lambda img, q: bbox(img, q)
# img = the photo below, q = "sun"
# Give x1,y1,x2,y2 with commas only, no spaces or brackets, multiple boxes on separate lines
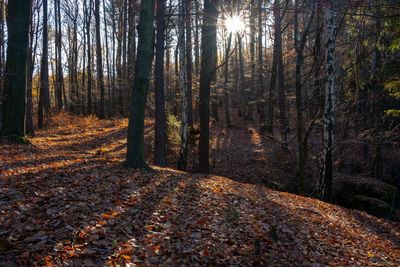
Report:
225,15,245,33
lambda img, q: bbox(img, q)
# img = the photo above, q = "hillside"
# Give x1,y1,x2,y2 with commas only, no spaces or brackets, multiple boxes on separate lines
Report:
0,115,399,266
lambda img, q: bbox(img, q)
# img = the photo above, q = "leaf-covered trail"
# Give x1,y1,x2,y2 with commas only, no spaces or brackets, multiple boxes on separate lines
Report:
210,122,298,190
1,115,399,266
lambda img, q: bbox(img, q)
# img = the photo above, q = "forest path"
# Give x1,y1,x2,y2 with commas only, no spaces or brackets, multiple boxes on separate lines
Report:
209,117,297,191
1,113,399,266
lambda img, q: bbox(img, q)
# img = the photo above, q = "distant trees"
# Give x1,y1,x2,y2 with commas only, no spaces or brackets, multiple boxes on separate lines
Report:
0,0,32,138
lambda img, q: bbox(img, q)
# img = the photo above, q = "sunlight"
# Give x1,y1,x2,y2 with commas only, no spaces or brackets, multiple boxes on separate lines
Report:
224,15,245,33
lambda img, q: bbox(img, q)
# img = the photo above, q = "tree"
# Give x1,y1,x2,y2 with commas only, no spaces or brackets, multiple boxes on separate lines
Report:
154,0,167,166
95,0,105,119
126,0,155,169
0,0,32,138
38,0,51,129
294,0,315,192
26,2,40,135
185,0,194,127
321,0,337,201
198,0,219,173
84,0,93,115
275,0,288,146
178,0,189,171
54,0,64,110
223,32,232,127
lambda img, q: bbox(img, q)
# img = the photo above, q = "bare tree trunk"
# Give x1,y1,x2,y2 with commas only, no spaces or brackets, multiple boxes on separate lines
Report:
126,0,155,169
178,0,189,171
1,0,32,138
38,0,50,129
54,0,63,110
26,5,38,135
274,0,288,146
85,0,93,114
198,0,219,173
95,0,105,119
154,0,167,166
103,0,111,116
194,0,200,76
321,1,336,201
257,0,265,125
294,0,315,193
128,0,136,82
186,0,194,127
223,32,232,127
0,3,4,112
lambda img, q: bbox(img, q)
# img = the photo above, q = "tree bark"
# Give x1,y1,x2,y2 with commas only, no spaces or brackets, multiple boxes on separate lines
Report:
154,0,167,166
294,0,315,193
126,0,155,169
1,0,32,137
198,0,219,173
38,0,50,129
95,0,105,119
178,0,189,171
274,0,288,146
186,0,194,127
321,1,336,201
223,32,232,128
84,0,93,115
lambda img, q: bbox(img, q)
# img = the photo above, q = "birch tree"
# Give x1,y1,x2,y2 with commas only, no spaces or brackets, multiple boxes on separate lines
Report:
321,1,337,201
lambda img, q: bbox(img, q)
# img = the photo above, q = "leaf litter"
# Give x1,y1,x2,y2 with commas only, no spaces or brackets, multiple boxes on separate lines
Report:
0,113,399,266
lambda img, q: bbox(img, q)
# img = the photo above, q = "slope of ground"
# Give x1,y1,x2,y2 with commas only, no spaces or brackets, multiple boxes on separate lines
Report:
1,114,399,266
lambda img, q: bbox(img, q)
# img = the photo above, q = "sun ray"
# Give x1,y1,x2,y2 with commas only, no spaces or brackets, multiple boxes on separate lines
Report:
224,15,245,33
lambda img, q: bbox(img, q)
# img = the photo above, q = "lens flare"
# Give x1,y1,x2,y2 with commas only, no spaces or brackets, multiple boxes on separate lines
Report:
225,16,245,33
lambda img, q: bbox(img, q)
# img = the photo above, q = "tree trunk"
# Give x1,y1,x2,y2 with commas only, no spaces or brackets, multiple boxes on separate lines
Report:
294,0,315,193
223,32,232,128
194,0,200,76
38,0,50,129
85,0,93,115
186,0,194,127
198,0,219,173
321,2,336,201
126,0,155,169
154,0,167,166
54,0,63,110
95,0,105,119
237,33,246,118
26,5,39,135
274,0,288,146
1,0,31,137
178,0,189,171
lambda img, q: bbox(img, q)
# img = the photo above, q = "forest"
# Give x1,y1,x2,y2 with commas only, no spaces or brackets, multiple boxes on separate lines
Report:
0,0,399,265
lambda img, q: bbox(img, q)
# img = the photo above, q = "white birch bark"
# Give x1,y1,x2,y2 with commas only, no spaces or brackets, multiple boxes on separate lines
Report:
321,2,337,201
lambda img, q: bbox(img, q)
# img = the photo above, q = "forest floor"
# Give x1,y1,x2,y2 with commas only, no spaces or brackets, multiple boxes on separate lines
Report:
1,113,400,266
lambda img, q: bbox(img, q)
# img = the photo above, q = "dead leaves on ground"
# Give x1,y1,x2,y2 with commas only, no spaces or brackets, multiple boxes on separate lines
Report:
0,114,399,266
